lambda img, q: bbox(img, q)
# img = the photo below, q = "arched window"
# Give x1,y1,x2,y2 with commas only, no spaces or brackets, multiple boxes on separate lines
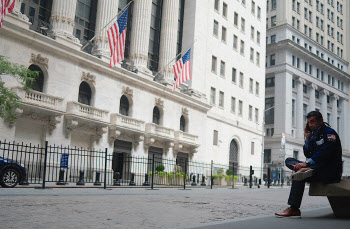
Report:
28,65,44,92
119,95,129,116
152,106,160,125
180,115,186,132
229,139,239,175
78,82,92,105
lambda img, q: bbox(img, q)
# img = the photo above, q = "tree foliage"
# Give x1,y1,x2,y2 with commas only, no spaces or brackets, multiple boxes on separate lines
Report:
0,55,38,122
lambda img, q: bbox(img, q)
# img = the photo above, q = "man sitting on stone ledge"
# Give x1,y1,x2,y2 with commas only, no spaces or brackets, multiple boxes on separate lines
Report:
275,111,343,218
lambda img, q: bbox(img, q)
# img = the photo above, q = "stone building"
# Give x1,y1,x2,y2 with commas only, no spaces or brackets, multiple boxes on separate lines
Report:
265,0,350,176
0,0,266,177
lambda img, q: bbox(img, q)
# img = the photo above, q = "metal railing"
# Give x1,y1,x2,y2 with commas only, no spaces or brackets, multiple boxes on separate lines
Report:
0,140,291,189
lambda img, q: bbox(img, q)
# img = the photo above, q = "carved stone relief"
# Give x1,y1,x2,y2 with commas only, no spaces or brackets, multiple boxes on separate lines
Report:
81,72,96,85
155,98,164,109
30,53,49,69
122,86,134,98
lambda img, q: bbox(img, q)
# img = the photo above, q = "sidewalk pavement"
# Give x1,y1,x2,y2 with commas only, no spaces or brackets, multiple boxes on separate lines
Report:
191,207,350,229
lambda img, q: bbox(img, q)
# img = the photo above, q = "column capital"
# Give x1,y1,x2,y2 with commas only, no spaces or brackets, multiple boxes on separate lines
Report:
308,83,318,90
297,77,306,85
321,89,329,96
332,94,339,100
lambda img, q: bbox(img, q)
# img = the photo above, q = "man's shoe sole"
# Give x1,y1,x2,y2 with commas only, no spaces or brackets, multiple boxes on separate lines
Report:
275,215,301,218
292,169,314,181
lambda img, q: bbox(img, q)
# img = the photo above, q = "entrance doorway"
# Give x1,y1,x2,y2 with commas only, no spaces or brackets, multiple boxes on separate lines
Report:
112,140,132,182
229,139,239,176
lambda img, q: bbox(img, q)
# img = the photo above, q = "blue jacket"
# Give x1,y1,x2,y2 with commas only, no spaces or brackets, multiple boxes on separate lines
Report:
303,123,342,184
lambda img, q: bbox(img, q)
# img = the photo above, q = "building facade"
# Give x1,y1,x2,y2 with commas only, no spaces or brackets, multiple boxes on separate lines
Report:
265,0,350,176
0,0,266,177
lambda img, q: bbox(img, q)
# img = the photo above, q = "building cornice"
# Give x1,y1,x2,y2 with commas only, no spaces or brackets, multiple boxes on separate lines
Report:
0,20,211,113
267,23,349,65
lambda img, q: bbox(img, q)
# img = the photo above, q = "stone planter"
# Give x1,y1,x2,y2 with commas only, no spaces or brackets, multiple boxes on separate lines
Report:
215,177,227,186
149,174,168,185
169,175,185,186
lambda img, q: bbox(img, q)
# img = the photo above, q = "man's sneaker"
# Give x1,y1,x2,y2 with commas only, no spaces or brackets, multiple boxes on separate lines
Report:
275,207,301,218
291,169,314,181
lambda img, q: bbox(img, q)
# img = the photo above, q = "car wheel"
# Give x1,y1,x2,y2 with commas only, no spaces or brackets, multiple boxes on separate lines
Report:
0,168,20,188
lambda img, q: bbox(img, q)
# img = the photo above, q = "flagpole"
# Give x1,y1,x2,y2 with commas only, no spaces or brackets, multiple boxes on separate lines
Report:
81,0,134,51
153,39,196,80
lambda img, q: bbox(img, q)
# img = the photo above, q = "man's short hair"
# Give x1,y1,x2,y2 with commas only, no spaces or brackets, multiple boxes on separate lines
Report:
306,111,323,120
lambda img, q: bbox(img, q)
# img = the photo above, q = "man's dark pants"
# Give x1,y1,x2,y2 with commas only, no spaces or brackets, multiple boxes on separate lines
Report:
285,158,319,209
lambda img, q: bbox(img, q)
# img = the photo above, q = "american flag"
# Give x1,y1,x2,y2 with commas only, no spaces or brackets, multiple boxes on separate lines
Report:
0,0,15,28
107,7,128,68
172,48,191,92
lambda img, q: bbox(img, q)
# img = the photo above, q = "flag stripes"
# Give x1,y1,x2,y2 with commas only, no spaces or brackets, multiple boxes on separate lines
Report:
172,48,191,92
0,0,15,28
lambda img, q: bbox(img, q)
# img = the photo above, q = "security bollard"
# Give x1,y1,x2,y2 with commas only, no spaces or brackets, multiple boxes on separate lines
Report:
197,174,200,184
143,173,150,186
76,170,85,185
113,172,121,186
129,173,136,186
201,175,206,186
267,168,271,188
94,171,101,186
57,169,66,185
191,174,197,186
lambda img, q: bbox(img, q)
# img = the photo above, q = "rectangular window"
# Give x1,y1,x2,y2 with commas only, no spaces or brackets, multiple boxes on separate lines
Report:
271,0,276,9
220,60,225,77
222,2,227,17
303,104,308,121
251,141,255,155
250,48,254,61
264,149,271,163
238,100,243,116
210,87,216,104
256,52,260,66
251,26,255,40
249,105,253,120
315,90,319,99
271,35,276,43
265,97,274,124
251,1,255,14
221,26,227,42
232,68,237,83
213,130,218,145
271,16,276,27
257,31,260,44
255,108,259,122
270,54,275,66
257,6,261,19
214,0,219,11
234,12,239,26
213,20,219,36
266,77,275,87
249,78,253,93
297,58,300,68
255,82,259,95
293,151,299,160
219,91,224,108
211,56,218,74
241,17,245,32
231,97,236,113
292,99,296,126
233,35,238,49
239,72,244,88
292,55,295,66
303,84,308,93
240,40,245,55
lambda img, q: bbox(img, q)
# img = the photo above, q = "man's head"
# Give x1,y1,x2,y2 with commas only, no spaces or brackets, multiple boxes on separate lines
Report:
306,111,324,131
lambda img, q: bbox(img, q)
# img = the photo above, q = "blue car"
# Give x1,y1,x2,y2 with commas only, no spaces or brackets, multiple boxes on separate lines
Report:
0,156,28,188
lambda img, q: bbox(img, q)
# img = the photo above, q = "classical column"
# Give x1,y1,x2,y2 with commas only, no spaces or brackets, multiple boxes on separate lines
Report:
50,0,80,47
341,99,349,150
331,94,338,129
92,0,119,61
308,83,317,112
296,78,305,139
129,0,153,75
157,0,180,85
274,71,293,137
320,89,329,121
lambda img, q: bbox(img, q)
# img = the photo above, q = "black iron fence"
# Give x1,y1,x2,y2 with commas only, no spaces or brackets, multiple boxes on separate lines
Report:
0,140,291,188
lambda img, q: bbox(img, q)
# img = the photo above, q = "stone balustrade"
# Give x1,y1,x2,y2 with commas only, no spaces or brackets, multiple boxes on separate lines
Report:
66,101,109,123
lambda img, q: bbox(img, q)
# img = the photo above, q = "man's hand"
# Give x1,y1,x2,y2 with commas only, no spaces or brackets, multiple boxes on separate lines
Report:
293,162,307,171
304,124,311,141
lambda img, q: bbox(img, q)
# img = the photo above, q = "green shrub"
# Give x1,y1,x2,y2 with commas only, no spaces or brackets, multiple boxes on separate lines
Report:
226,169,233,176
174,164,182,173
233,175,239,181
155,164,165,172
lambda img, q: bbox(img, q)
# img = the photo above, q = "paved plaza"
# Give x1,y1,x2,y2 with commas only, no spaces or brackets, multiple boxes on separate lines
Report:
2,186,348,228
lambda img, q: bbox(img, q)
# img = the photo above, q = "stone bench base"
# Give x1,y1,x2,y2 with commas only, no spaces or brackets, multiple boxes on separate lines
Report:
309,179,350,218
